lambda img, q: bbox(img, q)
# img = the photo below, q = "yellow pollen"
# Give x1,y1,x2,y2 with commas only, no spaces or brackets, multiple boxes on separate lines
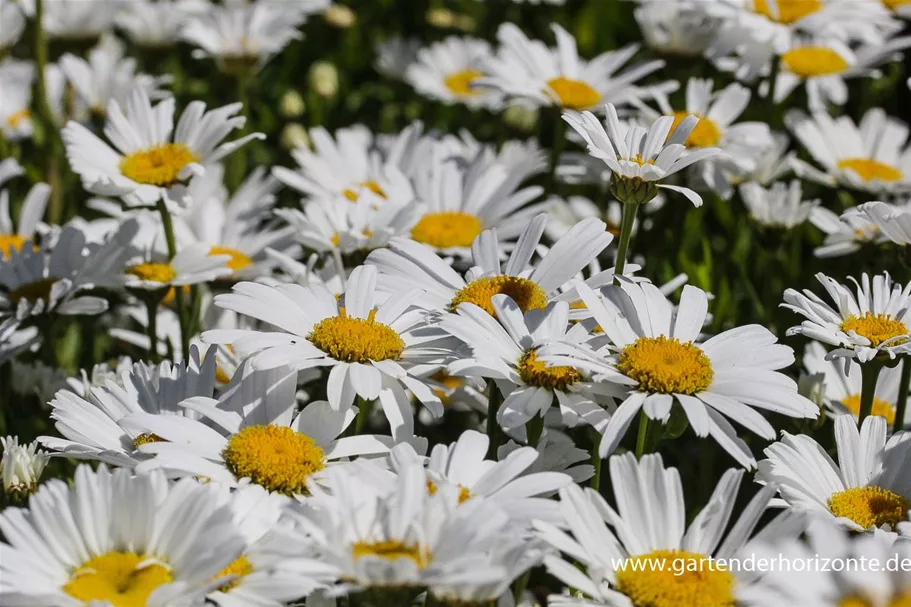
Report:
0,234,33,258
426,479,473,503
837,158,903,183
119,143,198,187
6,108,30,128
450,276,548,317
444,69,484,97
840,393,896,426
308,309,405,363
615,550,735,607
669,112,722,148
518,348,582,391
209,245,253,272
839,596,911,607
6,276,57,305
828,486,909,530
547,77,601,109
618,336,714,395
132,433,164,450
410,211,483,249
430,370,465,404
343,180,386,202
64,552,173,607
782,47,849,78
222,425,325,495
884,0,911,10
212,555,253,591
330,229,374,247
753,0,822,23
126,262,177,284
840,312,909,347
216,366,232,384
352,540,431,569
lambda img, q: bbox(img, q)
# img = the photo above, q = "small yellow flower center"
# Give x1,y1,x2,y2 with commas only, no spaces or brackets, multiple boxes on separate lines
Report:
209,245,253,272
615,550,735,607
132,433,164,450
753,0,822,23
410,211,484,249
883,0,911,10
222,425,326,495
119,143,198,187
840,393,896,426
628,153,655,166
669,112,722,148
444,69,484,97
0,234,32,258
212,555,253,591
782,47,849,78
6,276,57,305
828,486,910,530
6,108,30,128
841,597,911,607
308,309,405,363
618,336,714,395
840,312,909,347
450,276,548,317
63,552,173,607
837,158,903,183
430,370,465,404
343,180,386,202
547,77,601,109
352,540,431,569
126,262,177,284
426,479,473,503
518,348,582,391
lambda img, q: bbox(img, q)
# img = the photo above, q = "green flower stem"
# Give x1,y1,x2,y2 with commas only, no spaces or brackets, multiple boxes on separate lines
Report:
33,0,65,224
145,297,160,363
894,357,910,432
613,201,640,279
589,427,602,492
635,409,650,459
155,198,190,361
525,413,544,448
485,382,503,459
548,108,566,193
858,361,885,426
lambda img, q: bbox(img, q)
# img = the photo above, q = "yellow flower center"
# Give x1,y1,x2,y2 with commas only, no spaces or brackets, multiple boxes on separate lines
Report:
6,108,30,128
669,112,722,148
840,596,911,607
0,234,32,258
63,552,173,607
426,479,473,503
212,555,253,591
837,158,903,183
6,276,57,305
430,370,465,404
518,348,582,391
840,393,896,426
126,262,177,284
343,180,386,202
132,433,164,450
222,425,326,495
352,540,431,569
840,312,909,347
119,143,198,187
216,366,232,384
209,245,253,272
615,550,735,607
444,69,484,97
450,276,548,317
882,0,911,10
753,0,822,23
547,77,601,110
782,47,849,78
618,336,714,395
308,309,405,363
828,486,910,530
410,211,483,249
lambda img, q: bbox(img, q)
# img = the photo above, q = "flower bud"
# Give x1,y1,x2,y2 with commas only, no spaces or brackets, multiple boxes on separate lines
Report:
1,436,48,505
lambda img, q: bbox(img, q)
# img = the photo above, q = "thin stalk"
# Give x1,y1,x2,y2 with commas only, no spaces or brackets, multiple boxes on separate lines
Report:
635,409,650,459
485,382,503,459
145,298,159,362
858,361,885,426
525,414,544,448
548,108,566,193
355,397,374,434
613,201,639,279
229,71,251,192
156,199,190,361
589,427,602,492
894,357,910,432
512,570,531,605
33,0,65,224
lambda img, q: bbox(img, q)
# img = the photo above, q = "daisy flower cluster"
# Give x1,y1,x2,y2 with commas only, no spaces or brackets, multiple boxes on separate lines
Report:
2,0,911,606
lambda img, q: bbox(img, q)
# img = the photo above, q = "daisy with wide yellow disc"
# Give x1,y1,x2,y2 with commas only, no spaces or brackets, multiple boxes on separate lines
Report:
757,415,911,534
0,164,50,260
537,453,778,607
405,36,502,110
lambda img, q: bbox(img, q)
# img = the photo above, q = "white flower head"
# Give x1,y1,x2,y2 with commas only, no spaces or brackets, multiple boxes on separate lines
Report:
116,0,209,47
740,179,819,228
0,178,50,260
809,205,888,257
406,36,502,110
850,200,911,246
634,0,722,57
0,436,48,503
0,0,26,50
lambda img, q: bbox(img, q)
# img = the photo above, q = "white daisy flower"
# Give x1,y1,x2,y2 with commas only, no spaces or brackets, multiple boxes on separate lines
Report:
64,355,134,397
0,0,25,51
735,131,795,186
849,200,911,246
479,23,665,111
367,214,614,317
545,195,628,244
809,205,887,257
59,33,170,118
634,0,722,57
783,271,911,362
497,431,596,484
757,414,911,534
565,103,723,207
803,342,910,429
0,436,48,503
121,243,232,291
786,107,911,194
204,265,451,441
39,345,218,467
30,0,120,40
62,88,264,207
0,60,34,141
374,35,421,80
405,36,502,110
536,452,777,607
0,464,247,606
116,0,208,48
131,364,393,495
740,179,819,229
555,279,817,469
0,220,138,321
0,179,50,260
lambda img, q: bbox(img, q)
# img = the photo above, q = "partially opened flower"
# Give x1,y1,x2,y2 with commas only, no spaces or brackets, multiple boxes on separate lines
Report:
849,200,911,246
0,436,48,503
740,180,819,229
0,178,50,259
809,205,888,257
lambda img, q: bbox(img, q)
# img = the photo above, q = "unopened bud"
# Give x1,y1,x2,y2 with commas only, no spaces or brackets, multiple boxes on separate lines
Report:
309,61,339,98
